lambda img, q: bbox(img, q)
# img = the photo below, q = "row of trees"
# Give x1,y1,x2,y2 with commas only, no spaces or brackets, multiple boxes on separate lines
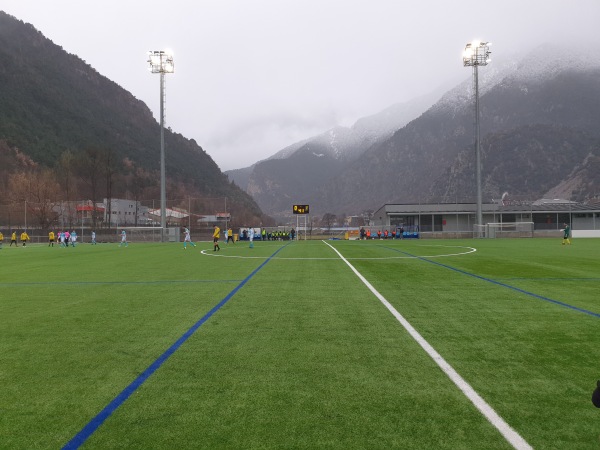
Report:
1,141,271,231
1,143,144,229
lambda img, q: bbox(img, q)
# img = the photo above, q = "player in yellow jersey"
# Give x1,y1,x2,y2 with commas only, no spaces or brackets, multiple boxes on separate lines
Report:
213,225,220,251
20,230,30,247
0,230,3,249
48,230,55,247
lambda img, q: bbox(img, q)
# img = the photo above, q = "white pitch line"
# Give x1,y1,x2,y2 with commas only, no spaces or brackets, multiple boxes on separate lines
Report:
323,240,532,450
199,245,476,260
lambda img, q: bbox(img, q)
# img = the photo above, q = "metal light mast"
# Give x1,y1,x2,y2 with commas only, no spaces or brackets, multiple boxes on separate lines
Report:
463,40,491,230
148,50,174,241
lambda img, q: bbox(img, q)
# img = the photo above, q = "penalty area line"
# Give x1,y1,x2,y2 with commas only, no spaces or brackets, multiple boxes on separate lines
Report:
322,240,532,450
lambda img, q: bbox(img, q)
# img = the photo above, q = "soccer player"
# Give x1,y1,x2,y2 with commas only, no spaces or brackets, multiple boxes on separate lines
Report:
91,230,97,245
20,230,30,247
10,231,17,247
70,230,77,247
248,227,255,248
213,225,220,251
119,229,128,247
183,227,196,249
227,227,235,244
48,230,55,247
0,230,3,249
562,223,571,245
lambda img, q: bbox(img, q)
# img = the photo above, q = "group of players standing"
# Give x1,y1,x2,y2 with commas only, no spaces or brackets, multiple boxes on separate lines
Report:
49,229,125,247
210,225,238,251
47,230,84,247
0,230,30,248
0,230,100,248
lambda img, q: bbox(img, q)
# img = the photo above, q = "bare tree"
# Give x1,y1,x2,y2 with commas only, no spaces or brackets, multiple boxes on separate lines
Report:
57,150,76,201
76,148,103,228
322,213,337,233
56,150,78,228
362,209,374,226
103,148,117,228
9,169,60,229
123,158,154,226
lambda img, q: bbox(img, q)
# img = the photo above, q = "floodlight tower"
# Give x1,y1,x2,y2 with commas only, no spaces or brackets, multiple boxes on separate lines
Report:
463,40,491,229
148,50,174,241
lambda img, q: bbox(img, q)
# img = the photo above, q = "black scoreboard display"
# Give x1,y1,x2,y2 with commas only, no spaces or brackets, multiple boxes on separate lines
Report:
293,204,309,215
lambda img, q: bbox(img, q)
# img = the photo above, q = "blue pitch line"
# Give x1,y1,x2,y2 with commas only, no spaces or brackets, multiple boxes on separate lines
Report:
382,245,600,319
62,245,288,450
496,277,600,282
2,279,243,286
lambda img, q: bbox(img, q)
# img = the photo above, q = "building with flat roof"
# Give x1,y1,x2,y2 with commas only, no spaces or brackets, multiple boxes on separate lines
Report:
371,200,600,237
104,198,149,227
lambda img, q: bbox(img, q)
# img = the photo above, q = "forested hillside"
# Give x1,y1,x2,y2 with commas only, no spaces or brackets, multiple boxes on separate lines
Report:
0,11,270,228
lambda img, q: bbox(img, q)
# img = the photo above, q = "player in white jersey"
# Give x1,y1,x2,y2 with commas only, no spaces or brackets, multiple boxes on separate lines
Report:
248,227,255,248
183,227,196,249
119,229,128,247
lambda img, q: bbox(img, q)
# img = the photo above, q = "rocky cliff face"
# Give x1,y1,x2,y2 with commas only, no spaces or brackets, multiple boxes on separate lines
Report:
431,124,600,202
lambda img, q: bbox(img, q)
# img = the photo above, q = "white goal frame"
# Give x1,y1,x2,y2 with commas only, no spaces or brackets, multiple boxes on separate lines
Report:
118,227,164,242
473,222,534,238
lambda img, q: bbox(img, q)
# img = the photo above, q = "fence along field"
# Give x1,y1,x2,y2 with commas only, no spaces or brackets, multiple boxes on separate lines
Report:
0,197,232,243
1,238,599,448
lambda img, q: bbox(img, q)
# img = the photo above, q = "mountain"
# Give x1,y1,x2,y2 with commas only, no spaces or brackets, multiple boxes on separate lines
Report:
0,11,268,225
226,91,442,218
432,124,600,202
233,43,600,218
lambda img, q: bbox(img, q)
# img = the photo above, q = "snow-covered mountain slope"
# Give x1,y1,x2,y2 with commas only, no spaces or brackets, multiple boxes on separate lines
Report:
230,43,600,218
226,88,443,190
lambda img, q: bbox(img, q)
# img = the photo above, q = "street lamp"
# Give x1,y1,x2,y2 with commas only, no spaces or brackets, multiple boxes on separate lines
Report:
463,40,491,229
148,50,174,241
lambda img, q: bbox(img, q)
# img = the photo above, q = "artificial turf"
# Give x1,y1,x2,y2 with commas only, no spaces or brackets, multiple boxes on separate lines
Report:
1,238,599,449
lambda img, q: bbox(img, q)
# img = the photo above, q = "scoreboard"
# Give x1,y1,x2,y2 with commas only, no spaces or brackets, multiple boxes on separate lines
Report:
293,204,309,215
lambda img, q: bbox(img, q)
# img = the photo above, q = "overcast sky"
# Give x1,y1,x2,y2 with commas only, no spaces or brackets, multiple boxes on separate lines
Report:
2,1,599,171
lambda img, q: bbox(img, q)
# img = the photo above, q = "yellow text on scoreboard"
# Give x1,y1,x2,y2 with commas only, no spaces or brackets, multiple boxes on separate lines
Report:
293,205,309,215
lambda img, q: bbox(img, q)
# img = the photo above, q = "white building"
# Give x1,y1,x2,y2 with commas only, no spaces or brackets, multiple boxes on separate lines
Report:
103,198,149,227
147,207,189,226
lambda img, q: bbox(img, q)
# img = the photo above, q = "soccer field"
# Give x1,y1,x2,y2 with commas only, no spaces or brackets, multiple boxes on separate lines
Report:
1,238,599,449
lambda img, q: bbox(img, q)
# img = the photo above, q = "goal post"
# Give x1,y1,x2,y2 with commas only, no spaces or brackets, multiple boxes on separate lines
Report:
117,227,165,242
473,222,534,238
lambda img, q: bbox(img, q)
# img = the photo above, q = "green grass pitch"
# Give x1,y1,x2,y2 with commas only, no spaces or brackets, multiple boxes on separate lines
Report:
1,237,599,449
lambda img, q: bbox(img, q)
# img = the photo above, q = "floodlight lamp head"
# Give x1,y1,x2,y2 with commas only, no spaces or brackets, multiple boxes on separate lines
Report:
462,40,491,67
147,50,175,74
463,45,474,59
